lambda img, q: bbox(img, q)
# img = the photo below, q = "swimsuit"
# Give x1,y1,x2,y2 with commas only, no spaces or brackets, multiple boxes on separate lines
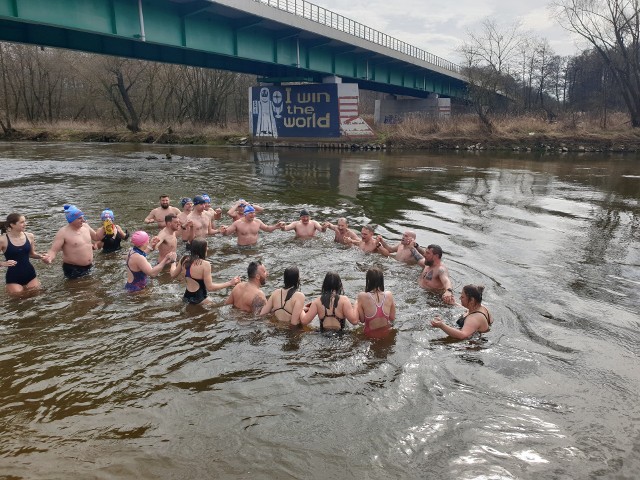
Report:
183,265,207,304
319,295,345,332
124,248,148,291
102,229,128,253
363,291,391,337
63,262,93,279
272,288,296,315
456,310,491,331
4,234,37,286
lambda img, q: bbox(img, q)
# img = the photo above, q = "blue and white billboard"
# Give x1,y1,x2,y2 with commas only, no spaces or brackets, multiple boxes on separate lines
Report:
250,84,341,138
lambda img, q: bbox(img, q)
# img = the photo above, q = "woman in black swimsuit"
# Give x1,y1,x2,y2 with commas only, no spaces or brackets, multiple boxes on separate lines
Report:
259,266,307,325
431,284,493,339
0,213,45,295
300,272,359,331
170,238,240,305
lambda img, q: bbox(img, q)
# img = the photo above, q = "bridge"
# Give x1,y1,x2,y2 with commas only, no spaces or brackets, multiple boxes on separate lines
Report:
0,0,468,99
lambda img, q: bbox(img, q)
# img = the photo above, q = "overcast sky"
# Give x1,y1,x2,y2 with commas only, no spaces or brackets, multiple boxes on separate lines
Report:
313,0,585,64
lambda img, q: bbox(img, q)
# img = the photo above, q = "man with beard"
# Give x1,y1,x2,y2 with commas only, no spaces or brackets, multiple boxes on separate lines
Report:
379,230,426,265
149,214,181,266
144,195,180,228
323,217,360,245
282,209,325,239
224,261,268,313
415,244,455,305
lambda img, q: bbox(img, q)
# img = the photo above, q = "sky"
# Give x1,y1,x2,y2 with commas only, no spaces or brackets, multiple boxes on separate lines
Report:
313,0,585,64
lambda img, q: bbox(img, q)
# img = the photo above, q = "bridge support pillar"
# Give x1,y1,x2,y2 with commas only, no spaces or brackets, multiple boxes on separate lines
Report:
374,94,451,125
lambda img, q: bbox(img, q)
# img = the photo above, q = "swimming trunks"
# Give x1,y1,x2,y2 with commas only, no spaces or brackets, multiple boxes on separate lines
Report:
124,248,148,291
63,262,93,279
363,291,391,336
4,234,37,286
456,310,491,330
319,295,345,332
183,265,207,304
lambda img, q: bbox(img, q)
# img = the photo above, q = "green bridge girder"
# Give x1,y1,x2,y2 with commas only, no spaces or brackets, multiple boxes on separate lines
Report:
0,0,468,99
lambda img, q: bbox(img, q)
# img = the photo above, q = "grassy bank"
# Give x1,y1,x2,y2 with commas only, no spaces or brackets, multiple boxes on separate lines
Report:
2,114,640,153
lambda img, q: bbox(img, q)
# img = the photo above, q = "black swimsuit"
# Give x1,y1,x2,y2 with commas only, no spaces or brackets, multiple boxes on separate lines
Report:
4,234,37,286
272,288,296,315
319,295,345,332
183,265,207,304
102,229,128,253
457,310,491,330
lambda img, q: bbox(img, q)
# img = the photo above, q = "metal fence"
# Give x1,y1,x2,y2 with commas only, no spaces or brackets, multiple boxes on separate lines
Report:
254,0,462,74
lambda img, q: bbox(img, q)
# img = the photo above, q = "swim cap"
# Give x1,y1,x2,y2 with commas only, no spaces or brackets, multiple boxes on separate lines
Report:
131,230,149,247
100,209,114,221
193,195,205,205
64,204,84,223
181,197,193,207
300,208,310,217
243,205,256,215
201,194,211,203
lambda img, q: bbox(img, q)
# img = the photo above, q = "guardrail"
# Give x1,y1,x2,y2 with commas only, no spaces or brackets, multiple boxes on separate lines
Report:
255,0,462,74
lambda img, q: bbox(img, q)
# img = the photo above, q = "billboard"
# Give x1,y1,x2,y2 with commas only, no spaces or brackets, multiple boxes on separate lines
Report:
250,84,341,138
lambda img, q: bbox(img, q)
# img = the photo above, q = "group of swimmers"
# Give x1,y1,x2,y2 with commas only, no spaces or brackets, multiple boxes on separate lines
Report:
0,194,493,339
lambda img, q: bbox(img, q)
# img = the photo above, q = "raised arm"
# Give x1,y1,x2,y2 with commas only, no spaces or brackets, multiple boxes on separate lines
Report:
379,237,399,253
202,262,240,291
341,295,360,326
137,252,176,277
144,209,156,224
260,220,283,233
437,267,455,305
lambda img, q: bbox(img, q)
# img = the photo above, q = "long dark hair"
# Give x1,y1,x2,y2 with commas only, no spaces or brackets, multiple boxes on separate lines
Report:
0,213,22,234
320,271,344,309
365,267,384,292
283,266,300,290
181,237,208,270
463,284,484,304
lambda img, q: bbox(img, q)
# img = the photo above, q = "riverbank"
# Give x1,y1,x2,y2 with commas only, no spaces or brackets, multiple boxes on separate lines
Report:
3,114,640,153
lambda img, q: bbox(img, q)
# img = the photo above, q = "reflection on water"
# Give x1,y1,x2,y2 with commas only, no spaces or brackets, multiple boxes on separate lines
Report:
0,143,639,479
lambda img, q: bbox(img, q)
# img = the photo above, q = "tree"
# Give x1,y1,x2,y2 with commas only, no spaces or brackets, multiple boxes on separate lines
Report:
554,0,640,126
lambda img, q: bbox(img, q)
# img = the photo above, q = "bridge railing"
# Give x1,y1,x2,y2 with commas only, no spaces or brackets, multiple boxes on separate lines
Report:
255,0,462,74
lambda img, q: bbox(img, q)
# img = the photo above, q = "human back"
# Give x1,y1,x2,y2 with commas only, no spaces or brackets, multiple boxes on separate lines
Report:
260,266,306,325
357,267,396,334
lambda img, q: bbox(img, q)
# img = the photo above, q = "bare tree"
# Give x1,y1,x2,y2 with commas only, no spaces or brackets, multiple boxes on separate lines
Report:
554,0,640,126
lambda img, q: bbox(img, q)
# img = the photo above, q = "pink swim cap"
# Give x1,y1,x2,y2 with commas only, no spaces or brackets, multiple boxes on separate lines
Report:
131,230,149,247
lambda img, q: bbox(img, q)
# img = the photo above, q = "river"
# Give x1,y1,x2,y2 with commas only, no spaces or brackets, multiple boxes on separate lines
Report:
0,142,638,479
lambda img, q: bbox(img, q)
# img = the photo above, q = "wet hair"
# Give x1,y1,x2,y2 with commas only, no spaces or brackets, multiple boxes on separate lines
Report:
1,213,22,234
283,266,300,291
320,271,344,309
181,237,208,270
427,244,443,258
365,267,385,292
248,261,262,279
362,225,375,234
463,284,484,304
165,213,177,223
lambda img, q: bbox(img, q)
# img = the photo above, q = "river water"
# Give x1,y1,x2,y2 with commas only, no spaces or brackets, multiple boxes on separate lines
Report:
0,142,638,479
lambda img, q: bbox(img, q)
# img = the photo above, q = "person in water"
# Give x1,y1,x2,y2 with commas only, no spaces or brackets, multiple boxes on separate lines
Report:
415,244,455,305
356,267,396,338
0,213,45,294
259,266,307,325
94,209,128,253
431,284,493,339
43,204,97,279
300,271,359,332
124,231,176,292
169,237,239,305
224,260,269,313
144,194,180,227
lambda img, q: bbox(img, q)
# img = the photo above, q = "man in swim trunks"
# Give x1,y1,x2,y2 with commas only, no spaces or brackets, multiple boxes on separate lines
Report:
220,205,284,246
379,230,426,265
282,209,325,239
322,218,361,245
224,261,268,313
149,214,181,266
144,195,180,228
348,225,390,256
43,204,97,279
187,195,217,238
414,244,455,305
227,199,264,222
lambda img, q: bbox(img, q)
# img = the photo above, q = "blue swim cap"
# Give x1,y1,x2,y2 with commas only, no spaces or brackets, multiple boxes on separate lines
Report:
243,205,256,215
201,194,211,203
193,195,205,205
100,209,114,221
181,197,193,207
64,204,84,223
